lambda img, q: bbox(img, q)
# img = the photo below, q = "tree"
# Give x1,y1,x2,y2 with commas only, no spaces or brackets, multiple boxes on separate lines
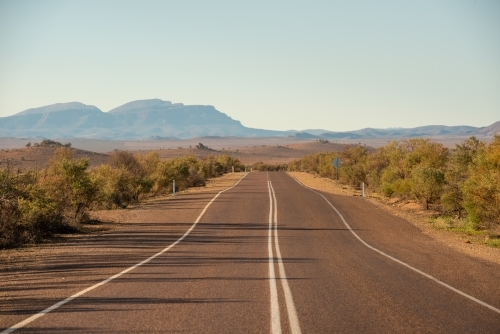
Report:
339,146,368,186
411,166,445,209
42,148,96,224
441,137,483,216
461,135,500,229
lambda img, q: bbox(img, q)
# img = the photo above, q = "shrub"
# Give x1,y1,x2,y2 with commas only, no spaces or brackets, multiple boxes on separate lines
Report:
411,166,445,209
0,168,61,248
441,137,483,216
40,148,97,224
461,135,500,229
252,162,287,171
91,164,136,208
288,136,498,231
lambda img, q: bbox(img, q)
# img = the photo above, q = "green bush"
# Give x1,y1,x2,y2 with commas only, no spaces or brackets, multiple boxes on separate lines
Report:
252,162,287,171
92,164,137,208
41,148,97,224
441,137,482,217
0,168,62,248
289,136,499,231
461,135,500,229
411,166,445,209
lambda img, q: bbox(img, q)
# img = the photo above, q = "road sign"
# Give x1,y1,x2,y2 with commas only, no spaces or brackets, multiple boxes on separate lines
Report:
332,158,341,181
332,157,341,169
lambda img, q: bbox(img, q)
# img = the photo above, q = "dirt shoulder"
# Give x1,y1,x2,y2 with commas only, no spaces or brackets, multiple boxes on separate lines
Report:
89,172,247,226
288,171,500,266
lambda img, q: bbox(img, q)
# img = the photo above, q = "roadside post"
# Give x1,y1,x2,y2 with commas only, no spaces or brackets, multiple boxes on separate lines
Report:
331,158,341,181
173,180,176,196
362,182,365,198
232,166,234,173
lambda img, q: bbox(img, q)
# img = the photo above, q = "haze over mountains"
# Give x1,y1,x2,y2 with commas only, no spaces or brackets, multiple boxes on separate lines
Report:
0,99,498,140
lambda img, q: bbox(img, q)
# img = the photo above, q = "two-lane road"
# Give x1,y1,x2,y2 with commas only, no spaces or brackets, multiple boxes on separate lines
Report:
1,172,499,333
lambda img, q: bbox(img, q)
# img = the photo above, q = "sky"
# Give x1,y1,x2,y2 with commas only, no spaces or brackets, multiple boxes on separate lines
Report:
0,0,499,132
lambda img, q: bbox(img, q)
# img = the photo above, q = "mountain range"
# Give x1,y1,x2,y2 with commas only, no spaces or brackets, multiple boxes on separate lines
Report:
0,99,498,140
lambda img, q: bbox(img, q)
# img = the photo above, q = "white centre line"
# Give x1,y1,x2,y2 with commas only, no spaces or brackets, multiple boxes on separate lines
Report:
289,173,500,316
2,173,249,334
268,181,282,334
270,181,302,334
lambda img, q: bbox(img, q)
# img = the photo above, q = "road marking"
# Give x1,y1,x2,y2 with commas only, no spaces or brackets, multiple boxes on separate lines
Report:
1,173,249,334
268,181,282,334
289,173,500,315
270,182,302,334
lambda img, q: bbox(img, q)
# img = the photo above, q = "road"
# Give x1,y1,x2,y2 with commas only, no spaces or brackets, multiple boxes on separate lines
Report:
1,172,500,333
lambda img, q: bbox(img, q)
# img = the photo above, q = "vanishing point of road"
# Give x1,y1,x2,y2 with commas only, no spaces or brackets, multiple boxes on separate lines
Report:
1,172,500,333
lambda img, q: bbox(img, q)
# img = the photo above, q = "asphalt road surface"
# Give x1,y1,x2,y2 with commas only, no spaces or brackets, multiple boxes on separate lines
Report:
1,172,500,333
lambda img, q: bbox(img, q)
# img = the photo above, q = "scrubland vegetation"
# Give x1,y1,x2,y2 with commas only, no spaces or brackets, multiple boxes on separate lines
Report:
289,136,500,240
0,149,243,248
252,161,288,171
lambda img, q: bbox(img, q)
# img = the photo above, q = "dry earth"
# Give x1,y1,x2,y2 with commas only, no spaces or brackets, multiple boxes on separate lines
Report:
0,139,354,168
1,135,494,153
2,135,495,167
152,140,354,164
0,145,109,170
288,171,500,266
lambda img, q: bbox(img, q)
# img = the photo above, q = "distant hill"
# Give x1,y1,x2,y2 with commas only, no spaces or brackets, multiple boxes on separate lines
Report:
288,132,319,139
16,102,100,116
475,121,500,136
379,125,476,136
0,99,288,139
317,125,479,139
108,99,177,114
264,124,497,140
0,99,498,140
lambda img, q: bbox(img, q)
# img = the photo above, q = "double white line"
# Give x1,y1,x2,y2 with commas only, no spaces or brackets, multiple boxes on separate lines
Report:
267,181,302,334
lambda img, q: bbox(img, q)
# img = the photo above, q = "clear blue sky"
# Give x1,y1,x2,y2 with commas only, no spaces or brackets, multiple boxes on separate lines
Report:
1,0,499,131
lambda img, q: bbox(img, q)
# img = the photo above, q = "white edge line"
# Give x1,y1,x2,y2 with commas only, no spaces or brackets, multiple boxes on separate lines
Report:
286,172,500,315
270,182,302,334
2,173,249,334
268,181,282,334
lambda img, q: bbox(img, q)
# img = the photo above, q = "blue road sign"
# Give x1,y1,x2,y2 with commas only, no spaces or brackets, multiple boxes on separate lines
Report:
332,157,341,169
